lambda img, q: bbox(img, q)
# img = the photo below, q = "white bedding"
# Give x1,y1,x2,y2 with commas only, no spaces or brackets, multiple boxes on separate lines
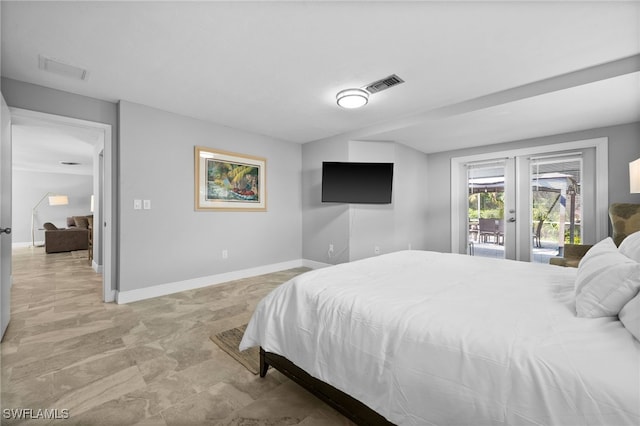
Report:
240,250,640,425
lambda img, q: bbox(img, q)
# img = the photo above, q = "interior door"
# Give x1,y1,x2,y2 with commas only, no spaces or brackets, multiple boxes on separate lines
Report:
1,94,12,339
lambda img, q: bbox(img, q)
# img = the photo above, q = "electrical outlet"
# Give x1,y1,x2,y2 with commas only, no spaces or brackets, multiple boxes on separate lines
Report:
374,246,380,255
328,243,334,257
143,200,151,210
222,249,228,259
134,199,142,210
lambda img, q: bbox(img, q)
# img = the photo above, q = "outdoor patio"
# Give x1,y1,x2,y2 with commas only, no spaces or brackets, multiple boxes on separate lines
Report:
467,238,560,264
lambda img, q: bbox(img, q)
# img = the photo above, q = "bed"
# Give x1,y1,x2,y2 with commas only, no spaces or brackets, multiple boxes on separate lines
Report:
240,246,640,425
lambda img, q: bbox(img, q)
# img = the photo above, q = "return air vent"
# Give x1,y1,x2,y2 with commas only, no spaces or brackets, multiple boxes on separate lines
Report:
38,54,88,81
365,74,405,94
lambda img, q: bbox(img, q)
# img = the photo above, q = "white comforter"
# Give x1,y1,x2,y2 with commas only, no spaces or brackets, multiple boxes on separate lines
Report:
240,250,640,425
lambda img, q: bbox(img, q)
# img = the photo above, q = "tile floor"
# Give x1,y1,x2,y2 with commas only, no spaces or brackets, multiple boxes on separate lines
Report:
1,247,354,425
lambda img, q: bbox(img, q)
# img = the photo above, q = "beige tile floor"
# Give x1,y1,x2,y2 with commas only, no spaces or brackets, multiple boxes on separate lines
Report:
1,247,354,425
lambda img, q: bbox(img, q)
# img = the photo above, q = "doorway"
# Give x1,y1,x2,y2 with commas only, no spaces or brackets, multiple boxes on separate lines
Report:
451,138,609,262
9,108,114,302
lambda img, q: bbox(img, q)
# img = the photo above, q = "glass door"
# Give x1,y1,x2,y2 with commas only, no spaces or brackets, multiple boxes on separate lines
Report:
452,138,607,261
466,159,516,260
530,155,583,264
465,154,586,263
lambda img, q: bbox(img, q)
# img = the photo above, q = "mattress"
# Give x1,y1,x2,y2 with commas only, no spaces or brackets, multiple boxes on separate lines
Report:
240,250,640,425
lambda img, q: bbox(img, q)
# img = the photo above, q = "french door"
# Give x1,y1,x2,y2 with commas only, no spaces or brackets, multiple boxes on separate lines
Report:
466,159,514,260
451,138,608,263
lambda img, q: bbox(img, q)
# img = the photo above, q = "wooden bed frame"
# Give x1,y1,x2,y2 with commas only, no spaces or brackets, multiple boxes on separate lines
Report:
259,347,394,425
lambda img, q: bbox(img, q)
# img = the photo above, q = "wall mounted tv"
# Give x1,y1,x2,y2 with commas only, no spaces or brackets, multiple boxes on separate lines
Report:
321,162,394,204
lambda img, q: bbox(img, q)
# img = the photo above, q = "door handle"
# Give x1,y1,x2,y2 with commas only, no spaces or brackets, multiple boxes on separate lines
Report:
507,218,516,223
0,227,11,235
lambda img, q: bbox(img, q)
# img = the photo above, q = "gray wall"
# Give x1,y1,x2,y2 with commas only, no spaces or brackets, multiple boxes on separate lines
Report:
301,137,349,263
301,137,428,264
12,170,92,243
1,77,117,281
118,101,302,292
426,121,640,253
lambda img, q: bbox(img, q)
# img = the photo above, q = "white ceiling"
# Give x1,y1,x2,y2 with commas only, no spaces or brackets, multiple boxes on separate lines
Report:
2,1,639,159
11,115,100,176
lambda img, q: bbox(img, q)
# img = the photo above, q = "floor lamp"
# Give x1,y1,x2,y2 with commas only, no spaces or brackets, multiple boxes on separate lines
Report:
31,193,69,247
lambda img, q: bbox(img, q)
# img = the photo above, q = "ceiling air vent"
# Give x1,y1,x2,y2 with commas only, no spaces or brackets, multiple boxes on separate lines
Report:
38,55,88,81
365,74,405,94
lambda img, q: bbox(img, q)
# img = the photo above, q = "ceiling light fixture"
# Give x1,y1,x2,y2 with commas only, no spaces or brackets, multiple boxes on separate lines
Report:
336,88,369,109
336,74,404,109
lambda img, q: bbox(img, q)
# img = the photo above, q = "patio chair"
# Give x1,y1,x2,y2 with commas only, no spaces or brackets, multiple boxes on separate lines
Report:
478,218,499,243
496,219,505,245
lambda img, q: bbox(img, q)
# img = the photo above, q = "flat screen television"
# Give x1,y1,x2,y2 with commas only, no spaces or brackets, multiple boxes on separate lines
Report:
322,162,394,204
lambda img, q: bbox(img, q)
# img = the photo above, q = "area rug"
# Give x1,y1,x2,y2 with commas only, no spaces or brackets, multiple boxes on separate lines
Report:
210,324,259,375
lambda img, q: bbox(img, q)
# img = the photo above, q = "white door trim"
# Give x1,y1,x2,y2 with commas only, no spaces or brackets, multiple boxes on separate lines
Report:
1,94,13,339
451,137,608,256
9,107,115,302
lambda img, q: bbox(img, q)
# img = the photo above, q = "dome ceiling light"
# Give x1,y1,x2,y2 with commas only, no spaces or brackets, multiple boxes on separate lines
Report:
336,74,405,109
336,88,369,109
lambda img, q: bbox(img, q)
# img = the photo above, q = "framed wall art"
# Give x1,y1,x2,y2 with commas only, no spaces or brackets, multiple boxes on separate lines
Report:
195,146,267,211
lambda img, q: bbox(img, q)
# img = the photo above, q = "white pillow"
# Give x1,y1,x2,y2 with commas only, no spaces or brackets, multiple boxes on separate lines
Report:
619,230,640,263
619,292,640,341
575,237,640,318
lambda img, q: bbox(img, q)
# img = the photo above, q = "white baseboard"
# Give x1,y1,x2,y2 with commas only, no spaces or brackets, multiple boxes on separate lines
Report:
92,260,102,273
301,259,331,269
115,258,326,304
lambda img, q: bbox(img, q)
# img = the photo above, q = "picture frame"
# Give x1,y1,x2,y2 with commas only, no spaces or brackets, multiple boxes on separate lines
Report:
195,146,267,211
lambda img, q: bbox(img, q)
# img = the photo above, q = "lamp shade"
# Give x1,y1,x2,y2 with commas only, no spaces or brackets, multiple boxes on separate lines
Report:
48,195,69,206
336,88,369,109
631,159,640,194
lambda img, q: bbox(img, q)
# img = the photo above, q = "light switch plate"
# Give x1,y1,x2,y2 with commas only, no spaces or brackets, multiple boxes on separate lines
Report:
143,200,151,210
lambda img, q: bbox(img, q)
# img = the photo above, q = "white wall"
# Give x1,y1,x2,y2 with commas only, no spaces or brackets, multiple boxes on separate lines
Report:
118,101,303,293
12,170,92,244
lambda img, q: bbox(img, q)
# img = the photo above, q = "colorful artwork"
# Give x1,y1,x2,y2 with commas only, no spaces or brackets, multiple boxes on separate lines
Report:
206,160,260,202
195,147,266,211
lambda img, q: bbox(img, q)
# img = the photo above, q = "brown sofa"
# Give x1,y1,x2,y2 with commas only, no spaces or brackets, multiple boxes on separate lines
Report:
44,216,91,253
